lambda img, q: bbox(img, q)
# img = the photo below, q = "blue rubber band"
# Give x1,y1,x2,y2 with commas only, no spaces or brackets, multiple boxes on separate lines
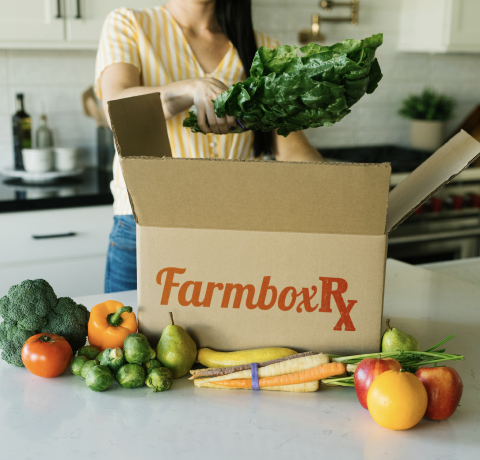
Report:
251,362,259,390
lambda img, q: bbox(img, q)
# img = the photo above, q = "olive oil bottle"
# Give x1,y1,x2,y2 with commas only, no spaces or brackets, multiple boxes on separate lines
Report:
12,93,32,170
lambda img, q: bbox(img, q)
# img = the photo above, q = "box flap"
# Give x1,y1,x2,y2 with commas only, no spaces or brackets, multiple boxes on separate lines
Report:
108,93,172,159
386,131,480,233
119,157,391,235
108,93,392,236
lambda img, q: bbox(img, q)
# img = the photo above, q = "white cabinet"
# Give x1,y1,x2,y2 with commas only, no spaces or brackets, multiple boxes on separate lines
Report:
0,0,64,43
0,206,114,297
0,0,165,50
65,0,163,45
398,0,480,53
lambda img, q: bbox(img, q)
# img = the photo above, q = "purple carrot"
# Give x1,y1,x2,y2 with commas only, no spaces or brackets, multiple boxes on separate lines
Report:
189,351,319,379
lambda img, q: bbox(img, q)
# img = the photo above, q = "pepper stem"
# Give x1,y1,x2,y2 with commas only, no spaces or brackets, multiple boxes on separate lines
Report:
108,306,132,327
386,318,392,331
169,312,174,326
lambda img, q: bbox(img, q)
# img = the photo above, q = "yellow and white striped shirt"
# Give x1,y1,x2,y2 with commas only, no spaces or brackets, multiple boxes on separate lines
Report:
95,6,278,215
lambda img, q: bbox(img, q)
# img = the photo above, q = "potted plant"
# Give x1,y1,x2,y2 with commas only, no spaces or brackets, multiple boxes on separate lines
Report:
399,88,455,151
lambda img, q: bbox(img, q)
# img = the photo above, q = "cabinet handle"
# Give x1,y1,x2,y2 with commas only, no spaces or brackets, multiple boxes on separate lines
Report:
56,0,62,18
389,228,480,245
75,0,82,19
32,232,77,240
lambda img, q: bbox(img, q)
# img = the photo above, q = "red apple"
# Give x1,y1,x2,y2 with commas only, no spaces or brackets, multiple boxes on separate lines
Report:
415,367,463,420
354,358,402,409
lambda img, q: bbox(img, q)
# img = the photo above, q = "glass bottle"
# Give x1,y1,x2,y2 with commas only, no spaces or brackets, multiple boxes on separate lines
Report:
12,93,31,170
36,114,54,148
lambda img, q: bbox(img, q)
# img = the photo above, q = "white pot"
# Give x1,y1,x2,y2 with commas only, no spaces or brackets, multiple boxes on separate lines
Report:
55,147,78,172
22,148,54,173
410,120,445,151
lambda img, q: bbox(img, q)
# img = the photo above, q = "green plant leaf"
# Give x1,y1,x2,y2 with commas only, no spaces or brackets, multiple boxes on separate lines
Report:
398,87,455,121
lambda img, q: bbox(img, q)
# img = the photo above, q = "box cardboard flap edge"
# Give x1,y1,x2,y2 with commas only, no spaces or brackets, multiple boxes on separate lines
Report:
386,131,480,234
108,93,172,160
108,93,391,236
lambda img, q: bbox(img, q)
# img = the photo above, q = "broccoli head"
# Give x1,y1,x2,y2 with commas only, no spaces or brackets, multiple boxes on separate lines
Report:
2,279,57,331
0,320,34,367
42,297,90,354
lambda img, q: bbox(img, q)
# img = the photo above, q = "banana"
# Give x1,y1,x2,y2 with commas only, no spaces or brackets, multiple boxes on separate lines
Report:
197,347,297,368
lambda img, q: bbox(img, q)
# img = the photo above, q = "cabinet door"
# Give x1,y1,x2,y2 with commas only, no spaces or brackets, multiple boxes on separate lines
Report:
65,0,165,44
0,256,107,297
0,206,113,297
448,0,480,52
0,0,64,42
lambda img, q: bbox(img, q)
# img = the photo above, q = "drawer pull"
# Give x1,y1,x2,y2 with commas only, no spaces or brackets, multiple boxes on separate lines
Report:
56,0,62,18
32,232,77,240
75,0,82,19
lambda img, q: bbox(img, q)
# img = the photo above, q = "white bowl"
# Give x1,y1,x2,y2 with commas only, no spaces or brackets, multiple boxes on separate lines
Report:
22,148,54,173
55,147,78,172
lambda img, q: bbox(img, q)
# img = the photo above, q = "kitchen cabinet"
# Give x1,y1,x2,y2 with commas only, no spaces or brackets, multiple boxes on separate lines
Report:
0,205,113,297
0,0,164,50
0,0,64,43
398,0,480,53
65,0,162,45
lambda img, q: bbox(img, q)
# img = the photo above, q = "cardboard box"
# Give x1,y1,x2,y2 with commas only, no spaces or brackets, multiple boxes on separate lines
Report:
109,93,480,355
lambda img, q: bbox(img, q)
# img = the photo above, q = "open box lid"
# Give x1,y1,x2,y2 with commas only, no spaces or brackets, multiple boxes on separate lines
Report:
386,131,480,233
108,93,392,236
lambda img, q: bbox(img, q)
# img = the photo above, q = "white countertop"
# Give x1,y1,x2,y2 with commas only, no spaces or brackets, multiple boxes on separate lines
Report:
1,259,479,460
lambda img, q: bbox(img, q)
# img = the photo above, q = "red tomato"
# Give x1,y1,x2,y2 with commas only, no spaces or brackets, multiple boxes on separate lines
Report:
21,333,72,378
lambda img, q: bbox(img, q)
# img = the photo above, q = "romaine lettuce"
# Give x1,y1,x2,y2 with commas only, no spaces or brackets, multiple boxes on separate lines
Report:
183,33,383,137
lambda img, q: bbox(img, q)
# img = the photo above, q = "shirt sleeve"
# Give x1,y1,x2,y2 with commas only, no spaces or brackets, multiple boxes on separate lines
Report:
94,8,141,100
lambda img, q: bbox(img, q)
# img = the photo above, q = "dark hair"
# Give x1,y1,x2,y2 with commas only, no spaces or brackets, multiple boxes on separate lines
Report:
215,0,272,158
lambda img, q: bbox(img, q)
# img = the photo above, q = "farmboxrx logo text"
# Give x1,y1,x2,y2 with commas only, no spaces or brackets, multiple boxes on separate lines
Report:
156,267,357,331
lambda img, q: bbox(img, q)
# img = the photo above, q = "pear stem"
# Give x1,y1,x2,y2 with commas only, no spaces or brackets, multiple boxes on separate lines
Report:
169,311,174,326
386,318,392,331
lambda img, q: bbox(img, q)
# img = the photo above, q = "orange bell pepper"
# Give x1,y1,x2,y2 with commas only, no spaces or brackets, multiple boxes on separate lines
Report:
88,300,138,351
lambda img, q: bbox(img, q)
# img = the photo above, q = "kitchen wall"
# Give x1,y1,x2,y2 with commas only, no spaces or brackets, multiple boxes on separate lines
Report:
261,0,480,149
0,49,97,169
1,0,480,169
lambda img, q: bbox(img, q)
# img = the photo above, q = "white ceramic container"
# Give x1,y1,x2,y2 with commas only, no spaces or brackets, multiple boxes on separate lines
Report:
22,148,54,173
55,147,78,171
410,119,444,151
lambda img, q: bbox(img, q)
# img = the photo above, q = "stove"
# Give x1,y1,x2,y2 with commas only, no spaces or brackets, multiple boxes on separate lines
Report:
322,145,480,264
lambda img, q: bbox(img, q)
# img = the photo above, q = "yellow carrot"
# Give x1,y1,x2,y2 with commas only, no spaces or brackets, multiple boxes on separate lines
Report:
212,362,345,388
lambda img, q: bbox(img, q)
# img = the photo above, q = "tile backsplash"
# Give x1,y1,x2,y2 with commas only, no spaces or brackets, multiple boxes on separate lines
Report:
0,49,98,169
1,0,480,168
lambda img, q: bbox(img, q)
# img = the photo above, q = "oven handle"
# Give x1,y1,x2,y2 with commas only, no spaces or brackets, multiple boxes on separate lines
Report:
389,228,480,245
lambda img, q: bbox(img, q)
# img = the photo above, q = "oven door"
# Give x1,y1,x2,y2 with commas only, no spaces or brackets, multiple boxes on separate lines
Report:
388,213,480,264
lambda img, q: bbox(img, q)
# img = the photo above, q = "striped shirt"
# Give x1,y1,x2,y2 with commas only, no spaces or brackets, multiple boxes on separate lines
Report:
95,6,278,215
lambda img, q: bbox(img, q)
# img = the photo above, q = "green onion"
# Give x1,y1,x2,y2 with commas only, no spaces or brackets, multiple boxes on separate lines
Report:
321,335,464,388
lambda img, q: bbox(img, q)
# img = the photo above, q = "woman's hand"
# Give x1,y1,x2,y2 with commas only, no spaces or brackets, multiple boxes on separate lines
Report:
192,78,237,135
100,64,236,133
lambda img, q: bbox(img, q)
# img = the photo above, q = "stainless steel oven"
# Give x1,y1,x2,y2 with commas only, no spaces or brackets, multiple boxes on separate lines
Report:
388,172,480,264
322,145,480,265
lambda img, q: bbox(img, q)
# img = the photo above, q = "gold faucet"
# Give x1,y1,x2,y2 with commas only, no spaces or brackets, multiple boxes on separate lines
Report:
298,0,359,45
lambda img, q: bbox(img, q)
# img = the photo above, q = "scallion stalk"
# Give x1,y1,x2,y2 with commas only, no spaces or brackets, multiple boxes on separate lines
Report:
322,334,464,387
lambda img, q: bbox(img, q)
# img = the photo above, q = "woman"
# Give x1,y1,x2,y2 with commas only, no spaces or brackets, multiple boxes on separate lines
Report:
95,0,324,293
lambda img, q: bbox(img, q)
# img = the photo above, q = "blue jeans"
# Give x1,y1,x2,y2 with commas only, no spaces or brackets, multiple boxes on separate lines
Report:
105,215,137,293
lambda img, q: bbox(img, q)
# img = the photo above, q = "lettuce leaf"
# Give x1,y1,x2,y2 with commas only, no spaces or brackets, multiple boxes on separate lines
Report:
183,33,383,137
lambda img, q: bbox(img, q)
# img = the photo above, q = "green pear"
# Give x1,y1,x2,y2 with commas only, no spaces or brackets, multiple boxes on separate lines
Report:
382,319,420,352
156,312,197,379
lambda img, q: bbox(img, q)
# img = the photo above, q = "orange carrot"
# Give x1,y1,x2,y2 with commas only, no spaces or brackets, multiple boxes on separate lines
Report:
211,362,345,388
